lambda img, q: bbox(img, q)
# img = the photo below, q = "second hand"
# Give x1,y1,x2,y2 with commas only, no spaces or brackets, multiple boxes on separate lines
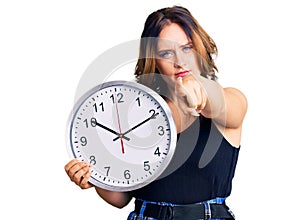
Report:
114,93,125,154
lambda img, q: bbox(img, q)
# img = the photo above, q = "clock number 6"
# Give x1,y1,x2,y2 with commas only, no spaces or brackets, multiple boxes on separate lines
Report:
124,170,131,179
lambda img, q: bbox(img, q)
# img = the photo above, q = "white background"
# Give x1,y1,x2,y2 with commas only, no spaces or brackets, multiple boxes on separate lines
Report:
1,0,299,219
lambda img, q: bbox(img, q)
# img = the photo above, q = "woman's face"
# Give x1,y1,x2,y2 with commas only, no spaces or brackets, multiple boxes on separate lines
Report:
155,23,199,81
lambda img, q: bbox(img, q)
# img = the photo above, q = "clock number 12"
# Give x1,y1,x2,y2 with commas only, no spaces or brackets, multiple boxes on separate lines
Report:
110,93,124,103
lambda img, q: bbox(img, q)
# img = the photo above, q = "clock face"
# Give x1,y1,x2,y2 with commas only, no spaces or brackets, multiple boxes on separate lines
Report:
67,80,177,191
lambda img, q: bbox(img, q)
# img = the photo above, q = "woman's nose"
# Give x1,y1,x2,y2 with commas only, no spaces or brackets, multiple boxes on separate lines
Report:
173,53,186,68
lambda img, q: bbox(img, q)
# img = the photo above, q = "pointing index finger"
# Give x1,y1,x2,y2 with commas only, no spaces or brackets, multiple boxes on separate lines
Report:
176,77,187,96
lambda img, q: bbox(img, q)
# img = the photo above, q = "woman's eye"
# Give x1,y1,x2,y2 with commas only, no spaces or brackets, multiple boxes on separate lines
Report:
182,45,192,52
158,51,174,59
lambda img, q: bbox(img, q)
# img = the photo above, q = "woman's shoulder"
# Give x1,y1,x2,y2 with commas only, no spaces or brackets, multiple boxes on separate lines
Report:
224,87,248,108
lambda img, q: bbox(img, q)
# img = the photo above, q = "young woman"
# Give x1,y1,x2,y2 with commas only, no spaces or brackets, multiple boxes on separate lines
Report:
65,6,247,220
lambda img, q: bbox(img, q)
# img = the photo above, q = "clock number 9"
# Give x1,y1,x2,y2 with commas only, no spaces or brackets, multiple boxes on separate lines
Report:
80,136,87,146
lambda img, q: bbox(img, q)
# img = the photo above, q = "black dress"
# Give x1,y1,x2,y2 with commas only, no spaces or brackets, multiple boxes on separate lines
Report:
130,116,240,204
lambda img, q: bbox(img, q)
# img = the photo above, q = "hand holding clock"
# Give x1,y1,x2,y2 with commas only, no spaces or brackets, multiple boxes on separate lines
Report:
65,159,93,189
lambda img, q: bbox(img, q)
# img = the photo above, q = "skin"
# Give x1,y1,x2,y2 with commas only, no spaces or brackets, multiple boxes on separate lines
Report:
64,22,248,208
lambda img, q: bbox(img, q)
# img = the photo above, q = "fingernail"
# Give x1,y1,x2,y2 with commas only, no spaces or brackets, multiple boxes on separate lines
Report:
191,109,200,116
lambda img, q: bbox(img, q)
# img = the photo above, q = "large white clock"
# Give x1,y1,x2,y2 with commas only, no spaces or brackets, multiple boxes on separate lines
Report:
67,80,177,192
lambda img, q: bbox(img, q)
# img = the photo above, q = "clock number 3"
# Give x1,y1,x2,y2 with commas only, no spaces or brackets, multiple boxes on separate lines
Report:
158,125,165,136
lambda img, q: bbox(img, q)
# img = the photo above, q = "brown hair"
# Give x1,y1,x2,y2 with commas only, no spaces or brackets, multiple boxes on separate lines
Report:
135,6,218,91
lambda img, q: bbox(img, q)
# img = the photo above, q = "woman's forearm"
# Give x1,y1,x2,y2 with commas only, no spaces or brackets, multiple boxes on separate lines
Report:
94,187,132,209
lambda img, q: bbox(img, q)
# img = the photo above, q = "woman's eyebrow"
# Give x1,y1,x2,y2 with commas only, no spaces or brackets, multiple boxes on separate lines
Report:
156,41,192,52
156,48,173,53
179,41,193,48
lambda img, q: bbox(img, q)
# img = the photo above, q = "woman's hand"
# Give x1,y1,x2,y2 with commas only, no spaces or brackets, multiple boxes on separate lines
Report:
175,73,247,130
175,74,208,116
64,159,93,189
65,159,132,208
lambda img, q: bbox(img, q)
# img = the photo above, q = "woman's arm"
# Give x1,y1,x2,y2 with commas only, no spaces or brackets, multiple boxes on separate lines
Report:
221,87,248,129
175,74,247,129
94,187,132,208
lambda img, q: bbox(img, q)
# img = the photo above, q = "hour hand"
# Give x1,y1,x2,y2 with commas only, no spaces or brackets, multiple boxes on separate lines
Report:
95,121,130,141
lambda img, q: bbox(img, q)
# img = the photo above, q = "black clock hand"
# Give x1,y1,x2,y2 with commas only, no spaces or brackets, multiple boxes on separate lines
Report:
95,122,130,141
113,111,159,141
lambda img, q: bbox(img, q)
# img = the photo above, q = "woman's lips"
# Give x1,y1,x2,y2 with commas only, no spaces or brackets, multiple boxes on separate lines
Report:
175,70,190,77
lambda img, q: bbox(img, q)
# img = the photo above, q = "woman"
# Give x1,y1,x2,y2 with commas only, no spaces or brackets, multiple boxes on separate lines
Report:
65,6,247,220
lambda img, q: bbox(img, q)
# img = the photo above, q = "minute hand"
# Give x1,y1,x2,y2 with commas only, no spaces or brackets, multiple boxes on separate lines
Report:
113,112,159,142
